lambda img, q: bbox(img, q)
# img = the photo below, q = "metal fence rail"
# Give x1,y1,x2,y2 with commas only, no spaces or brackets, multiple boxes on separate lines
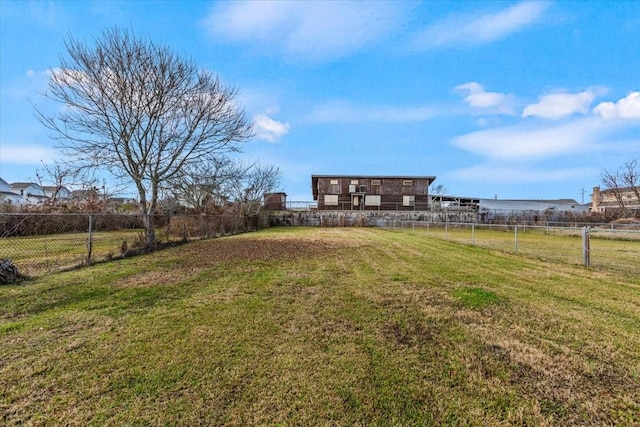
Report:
389,221,640,277
0,213,256,277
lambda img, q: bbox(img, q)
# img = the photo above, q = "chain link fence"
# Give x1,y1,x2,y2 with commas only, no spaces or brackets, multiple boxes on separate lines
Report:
389,221,640,276
0,213,258,277
3,213,638,278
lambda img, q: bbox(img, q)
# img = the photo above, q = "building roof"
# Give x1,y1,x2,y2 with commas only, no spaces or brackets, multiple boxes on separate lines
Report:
311,174,436,180
10,182,39,189
42,185,69,191
479,198,579,204
600,186,639,194
477,198,585,213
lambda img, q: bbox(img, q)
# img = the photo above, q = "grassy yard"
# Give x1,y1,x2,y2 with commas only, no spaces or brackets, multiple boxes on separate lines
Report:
1,230,143,276
411,224,640,275
1,227,639,425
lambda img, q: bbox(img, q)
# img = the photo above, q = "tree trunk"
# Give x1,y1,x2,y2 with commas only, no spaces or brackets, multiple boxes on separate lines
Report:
137,183,156,253
144,214,156,253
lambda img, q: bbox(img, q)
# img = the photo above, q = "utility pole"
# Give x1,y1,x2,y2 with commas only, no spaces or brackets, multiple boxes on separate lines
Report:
579,188,585,204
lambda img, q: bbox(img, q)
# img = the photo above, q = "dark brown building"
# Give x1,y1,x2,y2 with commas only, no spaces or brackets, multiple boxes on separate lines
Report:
263,192,287,211
312,175,436,211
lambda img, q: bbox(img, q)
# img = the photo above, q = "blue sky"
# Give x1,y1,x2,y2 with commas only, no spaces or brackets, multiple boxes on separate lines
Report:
1,1,639,202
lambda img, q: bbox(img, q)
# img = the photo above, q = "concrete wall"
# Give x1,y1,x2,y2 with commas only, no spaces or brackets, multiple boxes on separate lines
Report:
265,210,477,227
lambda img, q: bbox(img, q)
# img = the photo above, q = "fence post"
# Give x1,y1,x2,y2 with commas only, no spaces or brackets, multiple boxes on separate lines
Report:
471,223,475,246
514,225,518,254
582,226,590,267
86,214,93,265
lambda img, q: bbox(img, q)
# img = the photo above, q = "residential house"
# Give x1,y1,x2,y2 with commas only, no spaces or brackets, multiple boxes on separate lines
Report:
70,189,101,201
9,182,47,204
0,178,21,204
312,175,436,211
43,185,71,200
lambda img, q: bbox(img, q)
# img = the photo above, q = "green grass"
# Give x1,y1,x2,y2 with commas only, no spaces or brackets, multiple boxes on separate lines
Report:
4,223,639,277
411,224,640,275
1,227,639,425
453,286,500,308
0,230,143,276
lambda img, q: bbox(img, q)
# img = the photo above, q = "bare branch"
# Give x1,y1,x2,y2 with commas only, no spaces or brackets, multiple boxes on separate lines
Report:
600,168,627,212
621,159,640,206
224,162,283,216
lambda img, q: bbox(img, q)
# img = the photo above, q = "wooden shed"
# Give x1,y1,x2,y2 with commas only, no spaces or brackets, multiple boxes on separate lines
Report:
263,192,287,211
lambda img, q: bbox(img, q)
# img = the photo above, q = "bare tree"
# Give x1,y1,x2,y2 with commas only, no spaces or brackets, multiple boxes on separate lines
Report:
602,159,640,215
169,155,238,213
37,28,253,251
601,168,627,212
225,162,283,217
34,162,113,206
34,162,74,205
621,159,640,207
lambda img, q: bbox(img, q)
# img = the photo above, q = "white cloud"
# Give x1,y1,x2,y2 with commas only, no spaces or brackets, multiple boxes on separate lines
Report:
203,1,407,62
522,88,606,120
0,144,57,165
308,101,439,123
253,114,290,142
455,82,515,115
410,1,550,50
450,164,598,184
593,92,640,120
452,117,605,160
450,90,640,190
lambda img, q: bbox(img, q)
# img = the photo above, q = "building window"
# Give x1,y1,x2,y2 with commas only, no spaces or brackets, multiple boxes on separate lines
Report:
403,195,415,206
324,194,338,206
350,180,359,185
403,180,413,186
371,179,381,186
365,195,381,206
330,179,338,185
